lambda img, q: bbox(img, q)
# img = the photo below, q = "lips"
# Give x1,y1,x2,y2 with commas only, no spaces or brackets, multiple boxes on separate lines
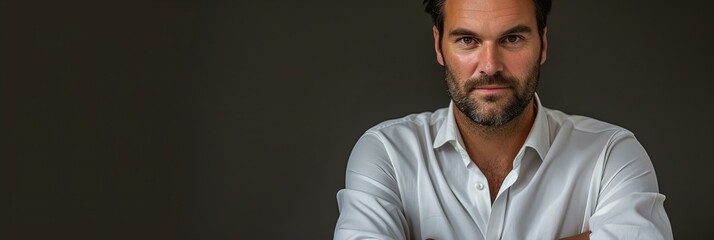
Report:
474,84,510,89
473,85,511,94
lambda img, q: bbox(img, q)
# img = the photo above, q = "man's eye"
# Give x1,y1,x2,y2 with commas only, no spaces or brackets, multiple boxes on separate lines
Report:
459,37,475,45
503,35,522,44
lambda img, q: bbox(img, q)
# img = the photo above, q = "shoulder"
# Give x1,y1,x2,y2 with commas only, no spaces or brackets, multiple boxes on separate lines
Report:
364,107,449,141
348,107,449,175
345,107,449,199
541,107,646,169
544,107,633,141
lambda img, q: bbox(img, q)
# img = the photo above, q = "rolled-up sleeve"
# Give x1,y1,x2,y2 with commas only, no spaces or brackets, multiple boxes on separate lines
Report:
335,132,409,240
589,132,673,240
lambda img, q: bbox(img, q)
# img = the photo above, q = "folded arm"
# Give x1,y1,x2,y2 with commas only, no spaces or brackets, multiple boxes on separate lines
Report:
335,132,409,240
587,132,673,240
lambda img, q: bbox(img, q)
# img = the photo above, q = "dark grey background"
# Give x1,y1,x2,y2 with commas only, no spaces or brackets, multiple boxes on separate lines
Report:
1,0,712,239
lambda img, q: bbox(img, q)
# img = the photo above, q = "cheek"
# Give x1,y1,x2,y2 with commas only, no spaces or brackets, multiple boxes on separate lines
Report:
502,51,540,77
446,53,479,78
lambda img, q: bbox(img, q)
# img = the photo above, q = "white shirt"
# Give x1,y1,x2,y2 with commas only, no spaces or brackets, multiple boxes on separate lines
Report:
335,95,672,240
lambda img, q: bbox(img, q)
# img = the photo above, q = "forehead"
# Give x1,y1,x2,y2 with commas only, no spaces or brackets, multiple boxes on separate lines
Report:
443,0,537,31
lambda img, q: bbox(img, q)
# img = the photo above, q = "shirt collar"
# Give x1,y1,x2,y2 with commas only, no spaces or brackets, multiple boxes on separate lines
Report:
432,93,551,161
433,101,460,150
524,93,551,161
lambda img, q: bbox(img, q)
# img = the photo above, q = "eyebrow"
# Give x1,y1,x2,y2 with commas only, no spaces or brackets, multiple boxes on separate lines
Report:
448,28,479,38
448,24,533,38
502,25,533,36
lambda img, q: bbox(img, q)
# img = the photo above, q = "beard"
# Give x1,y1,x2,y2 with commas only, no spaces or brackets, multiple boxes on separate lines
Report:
445,62,540,126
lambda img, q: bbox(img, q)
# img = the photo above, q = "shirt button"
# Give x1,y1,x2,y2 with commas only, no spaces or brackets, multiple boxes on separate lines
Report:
476,183,485,190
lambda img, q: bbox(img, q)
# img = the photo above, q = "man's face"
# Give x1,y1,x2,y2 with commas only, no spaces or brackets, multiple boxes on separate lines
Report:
433,0,547,126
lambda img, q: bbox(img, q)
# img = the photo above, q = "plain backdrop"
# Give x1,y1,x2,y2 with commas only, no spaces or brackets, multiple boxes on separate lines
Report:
1,0,713,239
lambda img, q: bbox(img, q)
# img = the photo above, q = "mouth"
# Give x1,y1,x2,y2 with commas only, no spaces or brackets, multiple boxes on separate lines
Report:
473,85,511,95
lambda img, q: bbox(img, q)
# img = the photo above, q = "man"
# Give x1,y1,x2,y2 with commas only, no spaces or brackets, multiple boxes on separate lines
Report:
334,0,673,239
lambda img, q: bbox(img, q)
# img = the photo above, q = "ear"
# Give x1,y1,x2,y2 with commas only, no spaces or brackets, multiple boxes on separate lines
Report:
540,27,548,65
433,25,445,66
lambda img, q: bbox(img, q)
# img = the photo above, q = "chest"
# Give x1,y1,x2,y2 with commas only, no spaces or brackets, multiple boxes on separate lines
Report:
398,149,599,240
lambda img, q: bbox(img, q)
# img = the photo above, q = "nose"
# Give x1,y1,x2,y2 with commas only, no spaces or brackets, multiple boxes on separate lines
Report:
476,43,503,76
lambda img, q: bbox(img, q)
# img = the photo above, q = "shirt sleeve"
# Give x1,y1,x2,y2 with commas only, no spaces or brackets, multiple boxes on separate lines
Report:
334,132,410,240
589,131,673,240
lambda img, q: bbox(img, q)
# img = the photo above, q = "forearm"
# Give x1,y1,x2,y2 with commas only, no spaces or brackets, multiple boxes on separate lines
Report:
561,232,590,240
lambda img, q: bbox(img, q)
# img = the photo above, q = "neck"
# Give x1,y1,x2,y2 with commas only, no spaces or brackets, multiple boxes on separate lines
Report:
453,98,537,203
454,98,537,172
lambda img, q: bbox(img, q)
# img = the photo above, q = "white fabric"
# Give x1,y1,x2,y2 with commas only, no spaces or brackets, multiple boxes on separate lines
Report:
335,95,672,240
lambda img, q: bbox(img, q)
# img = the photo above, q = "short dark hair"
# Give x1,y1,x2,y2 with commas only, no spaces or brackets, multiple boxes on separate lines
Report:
423,0,552,37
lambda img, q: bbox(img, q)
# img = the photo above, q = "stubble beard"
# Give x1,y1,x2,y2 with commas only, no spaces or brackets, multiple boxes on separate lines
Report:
445,62,540,127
